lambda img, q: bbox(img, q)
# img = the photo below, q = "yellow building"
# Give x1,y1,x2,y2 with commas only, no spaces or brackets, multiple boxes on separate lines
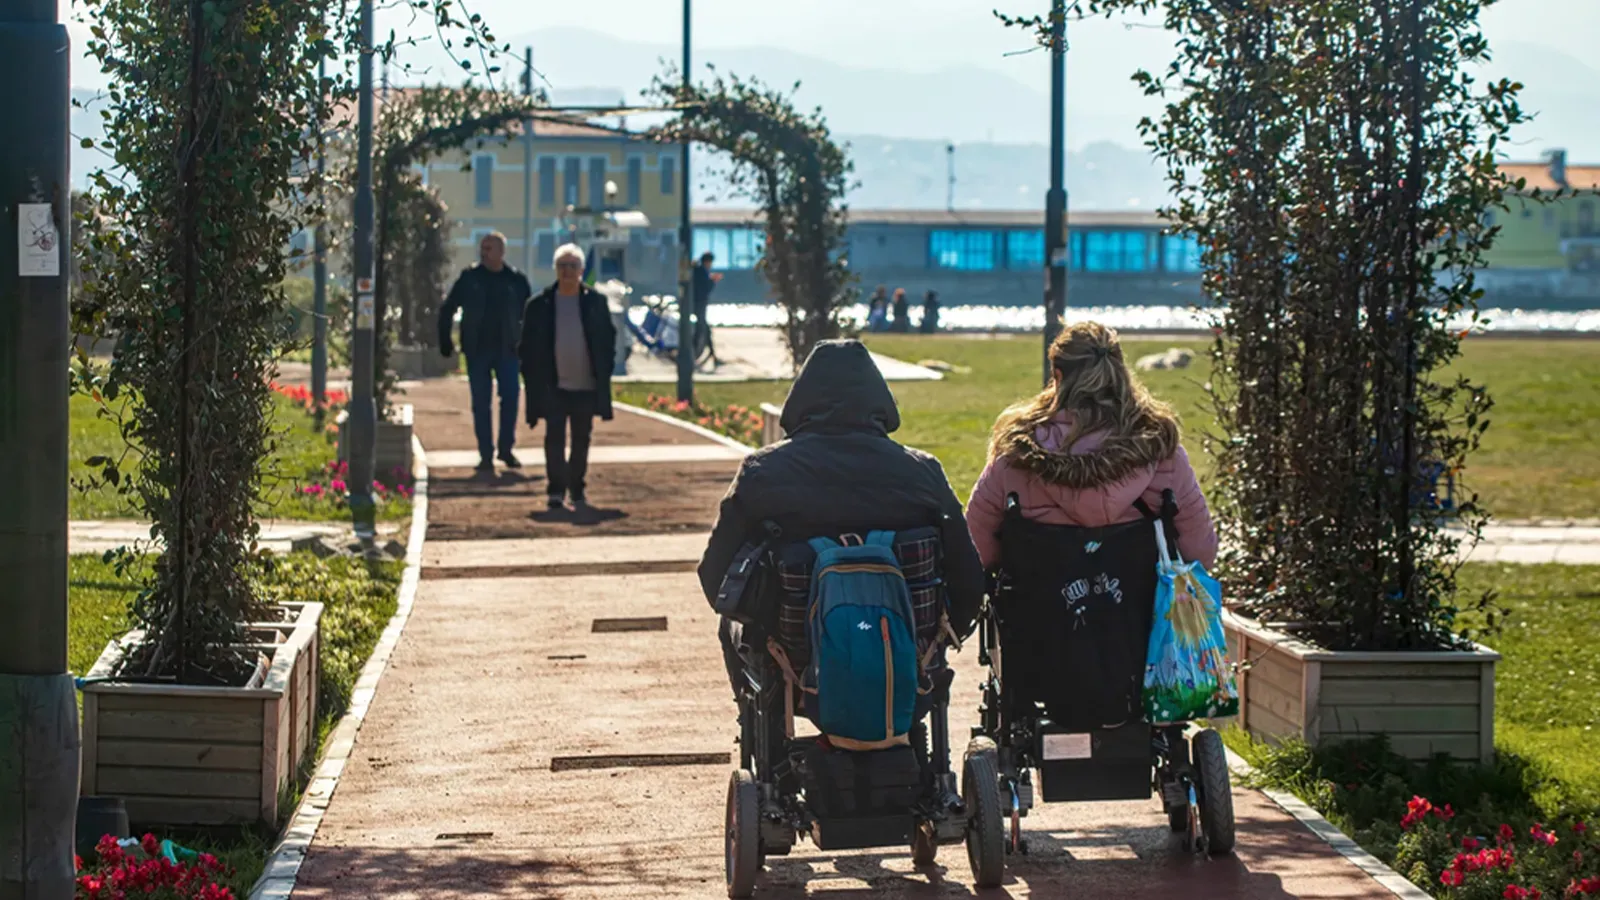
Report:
420,116,684,287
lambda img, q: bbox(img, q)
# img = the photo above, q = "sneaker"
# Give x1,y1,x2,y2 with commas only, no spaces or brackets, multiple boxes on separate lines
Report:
570,491,588,508
547,494,564,511
476,457,495,472
498,450,522,469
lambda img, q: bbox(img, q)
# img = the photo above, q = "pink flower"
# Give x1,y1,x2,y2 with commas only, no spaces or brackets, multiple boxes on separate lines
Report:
330,478,347,493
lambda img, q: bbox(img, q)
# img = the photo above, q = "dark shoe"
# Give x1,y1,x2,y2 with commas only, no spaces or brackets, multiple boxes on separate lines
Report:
498,450,522,469
547,493,564,511
570,491,588,508
476,457,495,472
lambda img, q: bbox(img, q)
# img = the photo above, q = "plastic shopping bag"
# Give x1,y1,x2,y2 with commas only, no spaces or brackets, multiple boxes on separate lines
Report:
1142,521,1239,723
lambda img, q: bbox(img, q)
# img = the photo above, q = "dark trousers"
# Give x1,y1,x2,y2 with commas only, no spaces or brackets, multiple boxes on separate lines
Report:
466,353,519,461
544,389,597,498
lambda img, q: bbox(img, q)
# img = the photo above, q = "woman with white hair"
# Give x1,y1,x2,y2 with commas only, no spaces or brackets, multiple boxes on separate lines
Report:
519,242,618,510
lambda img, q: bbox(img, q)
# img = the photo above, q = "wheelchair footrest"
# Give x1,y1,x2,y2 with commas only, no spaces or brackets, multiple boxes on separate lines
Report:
810,815,915,851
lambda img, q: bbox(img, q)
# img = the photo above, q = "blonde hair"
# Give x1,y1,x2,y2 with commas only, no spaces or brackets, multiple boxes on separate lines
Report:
988,321,1178,462
478,231,507,249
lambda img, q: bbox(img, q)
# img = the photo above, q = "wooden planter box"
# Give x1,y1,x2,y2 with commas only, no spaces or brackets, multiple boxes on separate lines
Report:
1223,611,1499,762
80,602,324,827
336,402,414,479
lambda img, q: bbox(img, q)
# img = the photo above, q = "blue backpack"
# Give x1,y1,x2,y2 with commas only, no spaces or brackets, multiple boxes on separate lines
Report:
804,531,919,750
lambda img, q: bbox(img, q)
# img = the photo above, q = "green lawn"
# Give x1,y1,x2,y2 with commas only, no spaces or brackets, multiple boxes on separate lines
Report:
69,551,404,892
70,392,411,523
619,334,1600,520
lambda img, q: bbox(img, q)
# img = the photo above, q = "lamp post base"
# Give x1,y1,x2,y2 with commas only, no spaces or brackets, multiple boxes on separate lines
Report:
0,673,80,900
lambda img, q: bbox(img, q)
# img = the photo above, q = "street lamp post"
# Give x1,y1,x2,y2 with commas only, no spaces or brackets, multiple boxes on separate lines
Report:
522,46,534,275
1043,0,1068,385
0,1,78,896
312,50,329,431
675,0,694,404
346,0,378,536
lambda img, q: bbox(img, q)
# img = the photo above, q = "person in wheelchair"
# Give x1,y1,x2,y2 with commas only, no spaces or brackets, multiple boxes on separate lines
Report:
699,338,984,721
698,340,993,889
963,321,1234,857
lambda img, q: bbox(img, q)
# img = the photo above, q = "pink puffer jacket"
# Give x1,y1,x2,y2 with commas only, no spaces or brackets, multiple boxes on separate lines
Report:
966,411,1218,570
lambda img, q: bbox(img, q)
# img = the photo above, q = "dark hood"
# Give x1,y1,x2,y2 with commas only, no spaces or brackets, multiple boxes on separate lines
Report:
779,340,901,437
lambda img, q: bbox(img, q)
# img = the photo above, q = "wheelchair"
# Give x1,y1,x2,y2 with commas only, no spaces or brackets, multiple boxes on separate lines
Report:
721,522,1006,898
970,494,1236,859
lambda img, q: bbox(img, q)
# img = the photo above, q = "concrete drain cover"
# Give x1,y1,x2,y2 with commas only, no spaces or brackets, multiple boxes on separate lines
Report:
436,832,494,842
549,752,730,772
591,616,667,633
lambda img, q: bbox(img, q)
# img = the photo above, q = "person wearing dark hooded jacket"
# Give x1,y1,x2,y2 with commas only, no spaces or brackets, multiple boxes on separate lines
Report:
698,339,986,701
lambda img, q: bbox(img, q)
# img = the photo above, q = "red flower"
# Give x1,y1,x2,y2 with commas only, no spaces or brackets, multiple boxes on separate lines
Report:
1502,887,1541,900
1441,868,1466,887
1438,803,1456,821
1532,824,1559,847
1401,795,1434,830
1499,823,1518,845
1576,821,1589,835
1463,836,1481,851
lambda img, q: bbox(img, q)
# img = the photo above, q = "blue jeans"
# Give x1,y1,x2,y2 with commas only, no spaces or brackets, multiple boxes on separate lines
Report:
466,353,520,461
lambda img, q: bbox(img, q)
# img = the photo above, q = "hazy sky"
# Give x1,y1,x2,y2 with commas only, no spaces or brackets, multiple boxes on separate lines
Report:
65,0,1598,93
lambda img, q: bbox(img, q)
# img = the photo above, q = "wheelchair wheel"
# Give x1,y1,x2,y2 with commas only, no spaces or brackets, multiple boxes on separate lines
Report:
963,737,1005,889
1192,729,1236,856
726,769,761,898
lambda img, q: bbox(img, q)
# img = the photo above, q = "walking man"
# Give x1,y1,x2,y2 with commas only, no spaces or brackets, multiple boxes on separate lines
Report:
439,231,531,471
521,243,617,510
691,251,721,367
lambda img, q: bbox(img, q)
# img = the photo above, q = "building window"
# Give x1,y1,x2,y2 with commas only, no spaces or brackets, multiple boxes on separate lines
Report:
536,232,556,270
1068,231,1082,270
1083,231,1153,272
472,153,495,208
1006,230,1045,270
693,227,765,270
563,157,581,207
1162,234,1202,273
929,230,998,271
661,154,676,195
538,157,556,207
588,156,608,210
627,157,642,206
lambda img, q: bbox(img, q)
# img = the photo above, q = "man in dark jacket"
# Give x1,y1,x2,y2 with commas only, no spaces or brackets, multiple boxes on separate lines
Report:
520,243,617,510
439,231,531,470
698,339,986,702
690,251,721,367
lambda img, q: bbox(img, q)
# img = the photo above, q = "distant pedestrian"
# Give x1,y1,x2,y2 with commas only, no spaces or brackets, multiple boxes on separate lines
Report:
691,251,722,367
891,288,910,333
438,231,531,471
521,243,618,511
866,285,889,333
920,290,941,334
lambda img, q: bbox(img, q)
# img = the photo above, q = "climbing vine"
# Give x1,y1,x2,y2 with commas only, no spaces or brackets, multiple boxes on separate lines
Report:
71,0,520,682
1003,0,1529,650
646,68,856,365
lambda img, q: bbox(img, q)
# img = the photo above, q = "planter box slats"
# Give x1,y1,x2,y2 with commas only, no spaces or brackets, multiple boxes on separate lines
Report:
1224,610,1498,763
98,740,262,770
1318,678,1480,706
121,797,260,828
336,403,414,476
81,602,323,826
98,767,261,800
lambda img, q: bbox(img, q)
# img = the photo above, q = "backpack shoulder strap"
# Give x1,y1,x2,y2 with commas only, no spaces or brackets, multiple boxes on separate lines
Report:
864,530,896,549
808,536,840,556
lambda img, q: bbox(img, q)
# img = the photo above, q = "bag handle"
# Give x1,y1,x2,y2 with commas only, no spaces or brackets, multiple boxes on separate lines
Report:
1153,518,1187,567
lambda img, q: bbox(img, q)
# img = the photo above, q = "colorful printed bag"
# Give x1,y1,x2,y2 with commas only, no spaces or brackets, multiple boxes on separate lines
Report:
1142,520,1239,723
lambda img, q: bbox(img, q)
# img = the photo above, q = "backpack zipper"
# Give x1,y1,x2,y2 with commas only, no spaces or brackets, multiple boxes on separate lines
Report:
881,616,893,740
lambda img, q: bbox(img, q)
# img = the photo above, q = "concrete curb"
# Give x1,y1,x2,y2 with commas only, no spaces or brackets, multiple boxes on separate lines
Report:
248,436,431,900
613,400,756,456
1221,745,1433,900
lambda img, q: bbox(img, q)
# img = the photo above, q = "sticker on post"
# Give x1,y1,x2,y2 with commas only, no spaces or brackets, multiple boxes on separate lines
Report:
1041,733,1092,760
356,294,375,329
19,203,60,277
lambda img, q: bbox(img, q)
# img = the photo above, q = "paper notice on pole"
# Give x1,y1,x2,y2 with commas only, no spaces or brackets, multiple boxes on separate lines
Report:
18,203,60,277
356,293,375,329
1049,246,1069,267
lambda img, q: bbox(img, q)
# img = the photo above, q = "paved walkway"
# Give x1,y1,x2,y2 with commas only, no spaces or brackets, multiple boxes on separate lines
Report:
286,379,1410,899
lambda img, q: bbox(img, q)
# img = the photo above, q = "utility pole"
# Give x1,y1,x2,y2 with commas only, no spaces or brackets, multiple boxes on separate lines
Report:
946,143,955,212
312,49,329,431
1043,0,1068,385
346,0,378,537
675,0,694,404
522,47,534,275
0,1,78,897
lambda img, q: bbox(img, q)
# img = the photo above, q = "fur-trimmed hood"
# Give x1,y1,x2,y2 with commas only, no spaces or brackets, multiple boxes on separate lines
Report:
992,410,1178,490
